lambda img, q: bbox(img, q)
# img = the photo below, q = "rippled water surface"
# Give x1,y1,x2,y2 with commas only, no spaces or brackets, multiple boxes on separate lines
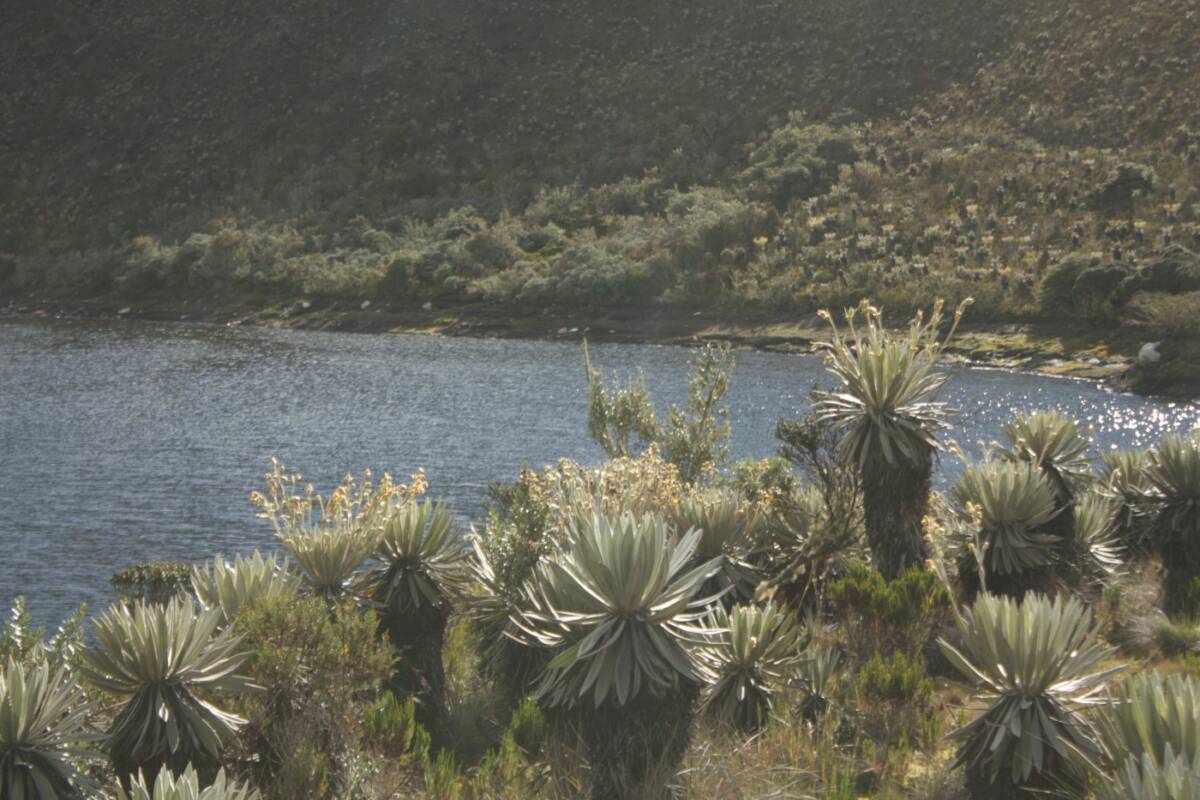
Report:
2,318,1197,624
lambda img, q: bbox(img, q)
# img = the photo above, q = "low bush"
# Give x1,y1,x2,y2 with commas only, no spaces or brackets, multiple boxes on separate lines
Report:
1127,291,1200,339
229,594,394,800
1040,254,1100,314
110,561,193,605
738,122,863,210
1145,614,1200,656
364,693,431,759
853,650,938,749
1121,246,1200,296
1089,162,1158,215
828,563,949,661
0,596,86,669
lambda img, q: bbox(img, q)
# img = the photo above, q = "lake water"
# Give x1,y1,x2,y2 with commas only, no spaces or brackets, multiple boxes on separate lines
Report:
2,318,1197,625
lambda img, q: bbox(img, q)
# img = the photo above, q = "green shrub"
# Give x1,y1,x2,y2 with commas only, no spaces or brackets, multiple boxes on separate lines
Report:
738,122,862,209
1146,614,1200,656
1122,246,1200,296
1039,254,1099,314
553,243,666,306
659,187,778,299
661,344,734,484
583,339,735,484
115,235,183,295
855,650,932,705
728,456,801,509
0,597,86,670
854,650,938,748
828,563,949,661
230,594,394,800
523,186,590,231
1074,262,1134,316
505,698,547,758
110,561,193,605
464,226,520,270
1127,291,1200,339
365,692,430,758
581,340,661,460
1089,162,1158,215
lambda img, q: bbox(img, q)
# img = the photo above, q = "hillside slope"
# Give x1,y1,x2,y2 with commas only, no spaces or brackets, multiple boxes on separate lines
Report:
5,0,1200,396
3,0,1029,252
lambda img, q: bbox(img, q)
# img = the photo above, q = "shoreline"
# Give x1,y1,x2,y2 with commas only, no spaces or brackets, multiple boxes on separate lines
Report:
0,294,1153,392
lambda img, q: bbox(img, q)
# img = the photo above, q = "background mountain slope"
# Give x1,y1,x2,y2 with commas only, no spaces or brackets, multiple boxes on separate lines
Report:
0,0,1093,249
3,0,1200,397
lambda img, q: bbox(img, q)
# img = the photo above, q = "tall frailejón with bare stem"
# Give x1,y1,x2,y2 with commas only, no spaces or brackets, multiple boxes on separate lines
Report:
814,299,969,580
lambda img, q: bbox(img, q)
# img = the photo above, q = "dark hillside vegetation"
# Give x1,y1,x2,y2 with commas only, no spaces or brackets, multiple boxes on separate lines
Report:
3,0,1200,392
0,0,1025,252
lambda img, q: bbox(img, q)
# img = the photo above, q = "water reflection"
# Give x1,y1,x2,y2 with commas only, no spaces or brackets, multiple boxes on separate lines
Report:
1,318,1197,624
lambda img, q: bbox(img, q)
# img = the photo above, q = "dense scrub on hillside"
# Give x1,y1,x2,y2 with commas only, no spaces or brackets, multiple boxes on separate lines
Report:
5,313,1200,799
4,0,1200,392
8,121,1200,318
1,0,1197,262
0,0,1028,253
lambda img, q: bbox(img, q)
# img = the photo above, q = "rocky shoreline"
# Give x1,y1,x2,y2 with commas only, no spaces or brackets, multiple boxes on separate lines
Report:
1,294,1180,397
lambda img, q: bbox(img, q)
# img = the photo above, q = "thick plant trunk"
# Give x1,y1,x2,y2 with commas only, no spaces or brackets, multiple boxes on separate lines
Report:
110,694,218,792
965,764,1025,800
480,631,549,712
1161,539,1200,617
113,751,167,795
966,753,1082,800
382,607,449,739
956,551,1059,604
861,449,931,581
576,684,698,800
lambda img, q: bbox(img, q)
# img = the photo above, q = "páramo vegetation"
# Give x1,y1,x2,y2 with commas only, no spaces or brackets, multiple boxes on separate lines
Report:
5,299,1200,800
